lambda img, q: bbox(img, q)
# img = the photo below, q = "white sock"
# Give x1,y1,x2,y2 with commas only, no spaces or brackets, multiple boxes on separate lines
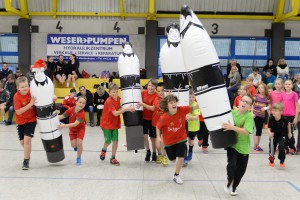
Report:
66,82,70,87
72,83,76,88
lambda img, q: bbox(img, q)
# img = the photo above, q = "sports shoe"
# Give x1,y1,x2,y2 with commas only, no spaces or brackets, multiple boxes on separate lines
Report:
152,153,157,162
269,162,275,167
90,123,95,127
110,158,120,166
224,184,232,194
5,121,12,125
187,151,193,161
162,156,168,166
202,147,208,153
172,175,183,185
3,120,7,125
289,149,295,155
198,139,203,147
145,150,151,162
156,155,163,164
76,157,81,165
183,157,188,167
255,146,263,151
22,160,29,170
280,163,286,168
100,149,106,160
231,189,238,196
74,147,77,151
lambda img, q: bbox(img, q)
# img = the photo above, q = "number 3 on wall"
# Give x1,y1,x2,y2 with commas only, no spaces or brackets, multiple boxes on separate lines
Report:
212,23,218,35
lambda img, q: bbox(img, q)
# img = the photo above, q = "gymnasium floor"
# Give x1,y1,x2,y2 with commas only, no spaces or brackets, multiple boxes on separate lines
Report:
0,124,300,200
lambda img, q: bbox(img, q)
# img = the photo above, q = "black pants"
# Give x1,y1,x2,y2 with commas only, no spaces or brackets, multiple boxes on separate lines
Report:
284,116,296,151
96,108,103,125
197,121,209,147
269,137,286,163
254,116,264,136
226,147,249,190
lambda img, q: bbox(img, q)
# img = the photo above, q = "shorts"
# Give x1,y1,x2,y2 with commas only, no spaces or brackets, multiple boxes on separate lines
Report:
103,129,118,144
188,131,198,140
69,128,85,141
143,120,156,138
17,122,36,141
165,141,187,161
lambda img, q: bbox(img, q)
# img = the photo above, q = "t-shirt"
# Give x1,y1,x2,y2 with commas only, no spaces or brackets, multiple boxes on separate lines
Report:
268,115,288,138
188,101,200,132
270,91,283,106
231,109,254,155
14,90,37,125
63,107,85,132
156,106,190,146
253,94,270,118
152,96,164,127
142,90,157,120
62,95,77,109
233,95,242,108
248,85,256,97
100,96,121,130
248,73,262,85
282,91,298,116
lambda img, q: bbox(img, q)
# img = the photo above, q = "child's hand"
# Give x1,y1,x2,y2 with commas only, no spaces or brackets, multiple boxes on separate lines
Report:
136,102,143,109
288,133,292,139
53,95,58,101
126,105,135,112
30,96,36,106
252,113,256,118
269,133,274,138
57,123,65,129
222,120,234,131
293,118,297,125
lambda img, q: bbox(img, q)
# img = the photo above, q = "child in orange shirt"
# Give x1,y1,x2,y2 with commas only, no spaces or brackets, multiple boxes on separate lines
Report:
246,76,256,97
14,77,37,170
100,83,135,166
233,85,248,109
58,96,87,165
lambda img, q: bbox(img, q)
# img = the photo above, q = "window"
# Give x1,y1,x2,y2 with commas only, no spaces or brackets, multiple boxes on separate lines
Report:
0,34,18,73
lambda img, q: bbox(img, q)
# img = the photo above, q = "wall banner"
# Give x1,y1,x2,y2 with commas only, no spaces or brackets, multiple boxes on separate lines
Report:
47,34,129,62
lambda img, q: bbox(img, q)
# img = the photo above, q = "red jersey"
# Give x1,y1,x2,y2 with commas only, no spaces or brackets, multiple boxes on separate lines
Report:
233,95,242,107
14,90,36,125
142,90,157,120
100,96,121,130
156,106,190,146
152,96,164,127
62,95,77,109
248,85,256,97
63,107,85,132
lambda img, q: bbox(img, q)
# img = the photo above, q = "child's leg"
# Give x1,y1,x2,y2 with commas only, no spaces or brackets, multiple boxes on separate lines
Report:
278,137,286,164
76,139,83,158
201,122,210,148
66,74,71,87
297,122,300,152
254,116,264,149
112,141,118,157
23,136,32,159
0,105,5,120
175,157,184,174
111,129,119,157
226,147,238,187
232,152,249,191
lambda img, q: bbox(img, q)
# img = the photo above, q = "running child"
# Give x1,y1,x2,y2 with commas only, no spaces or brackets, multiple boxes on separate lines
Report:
100,83,135,166
58,96,87,165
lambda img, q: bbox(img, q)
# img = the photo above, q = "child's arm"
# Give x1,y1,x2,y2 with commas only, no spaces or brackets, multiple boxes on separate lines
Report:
58,114,66,120
15,97,36,115
186,115,199,120
222,120,250,135
156,127,162,150
112,105,135,117
267,128,274,138
53,95,57,102
293,101,298,125
287,122,292,139
58,120,80,129
136,102,155,111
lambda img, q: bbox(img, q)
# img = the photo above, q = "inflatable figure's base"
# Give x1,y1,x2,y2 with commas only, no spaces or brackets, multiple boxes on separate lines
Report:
126,126,145,151
210,129,236,149
123,111,143,126
46,149,65,163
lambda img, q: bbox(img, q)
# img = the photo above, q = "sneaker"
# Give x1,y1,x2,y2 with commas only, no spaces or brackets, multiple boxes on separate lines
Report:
289,149,295,155
156,155,163,164
198,139,203,147
187,151,193,161
145,151,151,162
110,158,120,166
202,147,208,153
3,120,7,125
172,175,183,185
100,149,106,160
162,156,168,166
280,163,286,168
90,123,95,127
269,162,275,167
224,184,232,194
183,157,188,167
22,160,29,170
74,147,77,151
230,189,238,196
76,157,81,165
5,121,12,126
152,153,157,162
256,146,263,151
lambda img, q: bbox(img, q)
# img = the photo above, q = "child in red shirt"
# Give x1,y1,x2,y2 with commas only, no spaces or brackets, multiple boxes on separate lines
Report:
246,77,256,97
58,96,86,165
156,95,191,185
100,83,135,166
60,88,77,123
141,78,158,162
14,77,37,170
233,85,248,109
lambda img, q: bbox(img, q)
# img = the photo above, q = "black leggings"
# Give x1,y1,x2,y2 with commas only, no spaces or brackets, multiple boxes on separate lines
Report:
269,137,286,163
226,147,249,190
254,116,264,136
284,116,296,151
197,121,209,147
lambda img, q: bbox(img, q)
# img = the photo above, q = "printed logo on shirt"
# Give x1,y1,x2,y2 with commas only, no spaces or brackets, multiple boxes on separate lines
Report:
167,124,182,133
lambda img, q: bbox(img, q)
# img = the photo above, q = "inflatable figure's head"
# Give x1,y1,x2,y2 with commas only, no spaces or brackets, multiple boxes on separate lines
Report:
180,5,204,38
122,42,133,54
166,23,180,43
32,59,47,84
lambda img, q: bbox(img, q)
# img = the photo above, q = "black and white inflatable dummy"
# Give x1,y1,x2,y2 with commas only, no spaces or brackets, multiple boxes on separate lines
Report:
159,23,189,106
118,42,144,151
30,59,65,162
180,5,236,148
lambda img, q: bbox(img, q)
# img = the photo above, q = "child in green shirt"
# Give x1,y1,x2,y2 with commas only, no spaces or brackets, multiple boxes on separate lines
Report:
222,94,255,196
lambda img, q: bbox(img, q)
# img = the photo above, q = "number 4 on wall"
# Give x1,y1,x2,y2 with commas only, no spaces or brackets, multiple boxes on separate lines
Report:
114,22,121,33
56,21,63,32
